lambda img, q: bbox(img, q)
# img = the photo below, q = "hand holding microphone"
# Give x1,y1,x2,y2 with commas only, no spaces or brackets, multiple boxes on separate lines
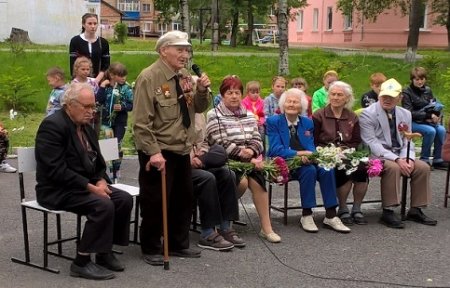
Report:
191,64,212,94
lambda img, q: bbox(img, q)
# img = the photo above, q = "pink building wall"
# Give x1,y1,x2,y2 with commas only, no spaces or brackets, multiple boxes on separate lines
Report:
288,0,447,48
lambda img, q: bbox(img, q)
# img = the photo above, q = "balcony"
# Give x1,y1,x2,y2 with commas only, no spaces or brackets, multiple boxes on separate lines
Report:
118,1,140,12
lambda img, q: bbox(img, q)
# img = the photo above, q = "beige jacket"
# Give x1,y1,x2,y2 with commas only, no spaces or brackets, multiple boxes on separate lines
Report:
133,58,209,155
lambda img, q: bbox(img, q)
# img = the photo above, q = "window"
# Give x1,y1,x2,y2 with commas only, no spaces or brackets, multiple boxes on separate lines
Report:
313,8,319,31
143,21,153,32
344,13,352,30
296,10,304,32
172,22,181,31
158,23,168,33
326,6,333,30
419,3,428,29
118,1,140,12
142,3,151,13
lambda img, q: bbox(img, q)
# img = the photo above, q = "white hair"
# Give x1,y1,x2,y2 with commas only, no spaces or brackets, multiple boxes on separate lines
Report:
61,82,94,107
327,80,355,110
278,88,308,115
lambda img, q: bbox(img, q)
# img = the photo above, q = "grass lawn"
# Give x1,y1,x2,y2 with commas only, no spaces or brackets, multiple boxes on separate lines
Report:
0,38,449,150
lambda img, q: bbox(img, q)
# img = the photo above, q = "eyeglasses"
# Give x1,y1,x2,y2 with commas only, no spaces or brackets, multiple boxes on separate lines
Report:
72,99,97,111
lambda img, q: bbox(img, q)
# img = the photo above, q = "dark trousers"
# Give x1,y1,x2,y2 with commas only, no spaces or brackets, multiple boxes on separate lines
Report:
60,189,133,253
192,167,239,229
138,150,193,254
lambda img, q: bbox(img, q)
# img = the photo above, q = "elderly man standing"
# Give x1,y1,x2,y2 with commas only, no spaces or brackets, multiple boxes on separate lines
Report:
35,82,133,280
133,31,211,265
360,78,437,229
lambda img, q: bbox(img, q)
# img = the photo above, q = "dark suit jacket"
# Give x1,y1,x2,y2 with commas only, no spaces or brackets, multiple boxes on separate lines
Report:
266,114,316,159
35,109,109,210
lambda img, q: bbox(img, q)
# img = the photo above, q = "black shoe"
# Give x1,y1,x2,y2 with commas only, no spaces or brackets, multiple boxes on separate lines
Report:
352,212,368,225
406,208,437,226
433,162,449,170
169,248,201,258
95,252,124,272
143,254,164,266
70,261,115,280
379,210,404,229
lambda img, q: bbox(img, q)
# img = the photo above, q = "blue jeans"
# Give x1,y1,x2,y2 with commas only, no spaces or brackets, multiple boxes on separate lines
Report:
291,165,338,209
412,122,446,162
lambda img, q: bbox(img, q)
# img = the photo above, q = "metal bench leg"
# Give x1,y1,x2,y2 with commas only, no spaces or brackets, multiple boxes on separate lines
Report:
56,215,62,255
445,167,450,207
283,183,289,225
401,176,408,220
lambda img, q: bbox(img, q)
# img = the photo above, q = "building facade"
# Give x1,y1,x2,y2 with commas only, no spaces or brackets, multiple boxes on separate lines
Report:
0,0,100,44
288,0,447,49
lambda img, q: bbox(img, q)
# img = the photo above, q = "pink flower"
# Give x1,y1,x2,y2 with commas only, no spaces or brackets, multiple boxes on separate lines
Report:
367,159,383,177
272,156,289,183
398,121,409,133
275,108,281,115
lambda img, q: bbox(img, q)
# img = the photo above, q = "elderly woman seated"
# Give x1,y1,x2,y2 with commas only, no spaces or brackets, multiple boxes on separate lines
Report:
205,75,281,243
266,88,350,233
312,81,369,225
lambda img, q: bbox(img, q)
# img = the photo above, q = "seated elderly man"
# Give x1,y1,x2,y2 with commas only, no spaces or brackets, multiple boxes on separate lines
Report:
35,82,133,280
359,78,437,229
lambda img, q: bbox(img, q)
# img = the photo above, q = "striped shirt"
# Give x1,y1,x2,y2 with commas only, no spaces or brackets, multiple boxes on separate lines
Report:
205,101,263,160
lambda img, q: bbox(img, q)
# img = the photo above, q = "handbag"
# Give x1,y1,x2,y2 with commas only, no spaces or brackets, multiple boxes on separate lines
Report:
198,144,227,169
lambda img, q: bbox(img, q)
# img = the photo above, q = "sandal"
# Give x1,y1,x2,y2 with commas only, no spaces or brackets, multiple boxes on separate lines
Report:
338,212,354,226
352,212,368,225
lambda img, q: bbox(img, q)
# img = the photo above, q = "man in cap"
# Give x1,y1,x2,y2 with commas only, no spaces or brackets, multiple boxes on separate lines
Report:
360,78,437,229
133,30,211,265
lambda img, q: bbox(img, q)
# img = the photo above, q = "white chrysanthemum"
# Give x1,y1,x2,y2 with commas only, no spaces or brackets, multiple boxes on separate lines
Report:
360,157,369,163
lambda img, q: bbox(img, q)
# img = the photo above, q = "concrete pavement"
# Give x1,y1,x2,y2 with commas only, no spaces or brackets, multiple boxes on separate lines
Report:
1,157,450,288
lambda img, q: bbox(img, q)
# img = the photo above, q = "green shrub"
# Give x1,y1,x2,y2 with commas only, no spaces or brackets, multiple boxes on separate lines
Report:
114,23,128,44
0,66,37,113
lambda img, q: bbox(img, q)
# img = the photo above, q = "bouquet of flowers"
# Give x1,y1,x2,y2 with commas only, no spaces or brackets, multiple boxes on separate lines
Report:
227,156,290,184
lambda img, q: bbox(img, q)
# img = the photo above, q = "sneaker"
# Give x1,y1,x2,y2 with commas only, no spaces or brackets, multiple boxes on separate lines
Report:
0,161,17,173
218,229,246,248
197,232,234,251
323,217,351,233
300,215,319,233
259,230,281,243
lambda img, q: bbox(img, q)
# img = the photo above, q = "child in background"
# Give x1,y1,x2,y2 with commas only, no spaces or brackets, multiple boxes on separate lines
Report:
98,62,133,181
0,122,17,173
291,77,312,117
360,72,387,108
242,81,265,137
71,56,99,95
45,67,68,117
264,76,287,117
312,70,339,112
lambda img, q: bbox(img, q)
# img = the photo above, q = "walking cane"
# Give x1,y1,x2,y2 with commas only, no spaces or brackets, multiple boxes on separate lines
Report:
400,131,422,220
161,170,170,270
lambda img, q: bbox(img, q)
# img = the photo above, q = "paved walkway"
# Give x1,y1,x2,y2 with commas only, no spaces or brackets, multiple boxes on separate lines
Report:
1,157,449,288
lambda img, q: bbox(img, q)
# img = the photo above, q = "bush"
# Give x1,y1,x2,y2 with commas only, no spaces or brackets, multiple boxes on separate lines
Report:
0,66,36,113
114,23,128,44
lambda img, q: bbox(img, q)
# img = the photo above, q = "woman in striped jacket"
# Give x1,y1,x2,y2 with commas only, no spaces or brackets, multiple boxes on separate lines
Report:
205,75,281,243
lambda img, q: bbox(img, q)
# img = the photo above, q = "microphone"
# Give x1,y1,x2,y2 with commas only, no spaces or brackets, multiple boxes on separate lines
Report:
191,64,212,94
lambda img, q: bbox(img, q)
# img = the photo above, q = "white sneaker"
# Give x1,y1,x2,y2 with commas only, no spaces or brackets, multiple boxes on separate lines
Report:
0,161,17,173
323,217,351,233
300,215,319,233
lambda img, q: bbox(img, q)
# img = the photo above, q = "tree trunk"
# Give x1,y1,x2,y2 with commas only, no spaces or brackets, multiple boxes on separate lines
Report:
180,0,190,35
245,0,254,46
278,0,289,75
211,0,219,51
405,0,423,63
230,4,239,47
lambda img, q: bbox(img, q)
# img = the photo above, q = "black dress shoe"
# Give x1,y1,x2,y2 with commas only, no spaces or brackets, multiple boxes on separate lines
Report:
169,248,201,258
70,261,115,280
143,254,164,266
379,210,404,229
433,162,449,170
96,252,125,272
406,209,437,226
